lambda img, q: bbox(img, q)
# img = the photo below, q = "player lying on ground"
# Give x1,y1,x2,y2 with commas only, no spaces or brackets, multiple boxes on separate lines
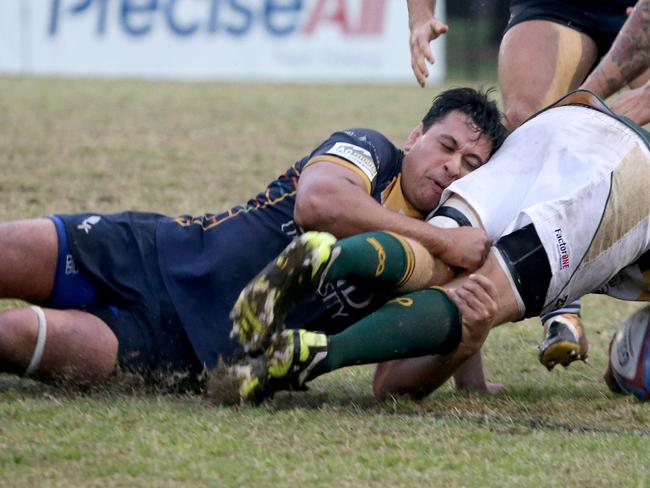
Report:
0,88,506,390
224,90,650,403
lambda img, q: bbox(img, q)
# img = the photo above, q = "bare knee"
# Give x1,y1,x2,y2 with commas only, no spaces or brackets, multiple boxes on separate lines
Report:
43,309,119,384
0,307,118,384
0,308,40,375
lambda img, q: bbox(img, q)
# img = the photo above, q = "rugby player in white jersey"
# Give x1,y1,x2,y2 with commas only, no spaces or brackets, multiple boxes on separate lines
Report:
226,89,650,403
408,0,650,377
407,0,644,374
375,89,650,398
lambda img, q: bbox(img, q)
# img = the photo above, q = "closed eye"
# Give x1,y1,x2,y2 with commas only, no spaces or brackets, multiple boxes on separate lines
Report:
463,157,483,170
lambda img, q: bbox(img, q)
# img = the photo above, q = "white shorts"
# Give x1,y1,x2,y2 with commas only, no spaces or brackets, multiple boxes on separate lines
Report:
436,104,650,315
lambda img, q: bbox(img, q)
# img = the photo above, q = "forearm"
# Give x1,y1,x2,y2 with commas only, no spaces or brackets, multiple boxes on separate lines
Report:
582,0,650,98
407,0,436,28
296,181,451,257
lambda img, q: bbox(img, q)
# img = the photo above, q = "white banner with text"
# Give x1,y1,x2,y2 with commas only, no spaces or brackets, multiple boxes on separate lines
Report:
0,0,446,83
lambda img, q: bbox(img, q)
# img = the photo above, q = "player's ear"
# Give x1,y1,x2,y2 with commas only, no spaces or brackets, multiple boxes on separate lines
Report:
403,123,424,153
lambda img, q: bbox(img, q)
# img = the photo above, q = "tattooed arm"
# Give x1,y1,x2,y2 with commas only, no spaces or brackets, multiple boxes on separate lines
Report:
582,0,650,98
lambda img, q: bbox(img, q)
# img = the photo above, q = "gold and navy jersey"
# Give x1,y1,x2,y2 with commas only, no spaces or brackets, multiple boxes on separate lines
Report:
155,128,414,367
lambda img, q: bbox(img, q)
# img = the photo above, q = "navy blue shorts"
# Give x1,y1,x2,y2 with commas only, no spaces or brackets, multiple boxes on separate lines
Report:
507,0,633,56
49,212,203,384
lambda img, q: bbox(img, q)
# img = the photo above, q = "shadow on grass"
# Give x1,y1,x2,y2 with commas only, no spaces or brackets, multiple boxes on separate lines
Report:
4,372,648,437
226,383,650,437
0,371,202,402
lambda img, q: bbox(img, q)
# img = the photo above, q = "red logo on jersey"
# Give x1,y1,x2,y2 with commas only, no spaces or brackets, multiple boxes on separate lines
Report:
555,228,570,270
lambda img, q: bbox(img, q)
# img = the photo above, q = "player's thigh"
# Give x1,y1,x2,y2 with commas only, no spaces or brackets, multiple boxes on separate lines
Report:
498,20,598,128
0,218,58,303
0,306,118,383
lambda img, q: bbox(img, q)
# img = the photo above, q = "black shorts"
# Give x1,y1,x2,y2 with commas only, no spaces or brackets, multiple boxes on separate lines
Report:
494,223,552,318
507,0,633,56
51,212,203,383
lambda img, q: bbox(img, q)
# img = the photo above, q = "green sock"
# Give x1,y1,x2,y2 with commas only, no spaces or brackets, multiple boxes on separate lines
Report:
308,288,461,381
322,231,412,288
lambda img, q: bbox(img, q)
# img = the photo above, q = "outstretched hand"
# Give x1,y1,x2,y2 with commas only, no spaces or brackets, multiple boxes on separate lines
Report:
410,17,448,87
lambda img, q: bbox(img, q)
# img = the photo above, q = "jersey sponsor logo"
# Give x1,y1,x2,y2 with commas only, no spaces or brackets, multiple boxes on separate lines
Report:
325,142,376,181
365,236,385,276
554,228,570,270
318,279,373,318
281,220,300,238
389,297,413,307
77,215,102,234
64,254,79,275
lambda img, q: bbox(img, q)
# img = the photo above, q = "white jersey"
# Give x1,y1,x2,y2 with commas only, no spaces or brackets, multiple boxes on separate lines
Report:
436,102,650,315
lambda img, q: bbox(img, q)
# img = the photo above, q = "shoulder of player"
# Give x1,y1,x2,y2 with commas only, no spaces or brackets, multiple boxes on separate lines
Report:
330,128,402,163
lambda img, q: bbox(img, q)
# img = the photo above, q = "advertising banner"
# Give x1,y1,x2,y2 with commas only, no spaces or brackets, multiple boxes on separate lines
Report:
0,0,445,83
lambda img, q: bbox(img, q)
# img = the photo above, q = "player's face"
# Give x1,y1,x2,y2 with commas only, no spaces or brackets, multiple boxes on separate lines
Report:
401,110,493,213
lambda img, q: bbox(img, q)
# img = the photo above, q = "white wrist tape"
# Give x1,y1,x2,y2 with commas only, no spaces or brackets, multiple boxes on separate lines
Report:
24,306,48,376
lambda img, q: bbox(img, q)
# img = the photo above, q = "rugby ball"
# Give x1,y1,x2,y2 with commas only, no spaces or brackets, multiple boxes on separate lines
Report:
609,305,650,401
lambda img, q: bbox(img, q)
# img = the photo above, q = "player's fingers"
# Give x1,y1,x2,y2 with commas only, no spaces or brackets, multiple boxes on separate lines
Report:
466,274,498,300
424,45,435,66
416,61,428,87
446,290,467,315
419,62,429,84
453,286,486,314
416,37,432,67
447,288,479,319
457,280,491,305
465,284,498,319
453,276,498,315
410,38,428,86
411,57,427,87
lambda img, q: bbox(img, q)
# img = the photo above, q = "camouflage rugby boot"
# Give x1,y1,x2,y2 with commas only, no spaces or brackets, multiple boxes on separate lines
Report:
238,329,329,404
538,313,589,371
230,231,337,353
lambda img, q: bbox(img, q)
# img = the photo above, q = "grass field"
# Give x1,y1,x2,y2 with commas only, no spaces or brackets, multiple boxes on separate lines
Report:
0,77,649,487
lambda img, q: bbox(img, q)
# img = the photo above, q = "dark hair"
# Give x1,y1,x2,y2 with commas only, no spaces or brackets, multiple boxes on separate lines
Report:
421,87,507,155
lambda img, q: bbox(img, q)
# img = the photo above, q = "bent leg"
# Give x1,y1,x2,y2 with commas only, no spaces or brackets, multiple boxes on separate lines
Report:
0,219,58,303
233,287,465,403
232,230,452,352
499,20,598,129
0,307,118,384
373,250,522,399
